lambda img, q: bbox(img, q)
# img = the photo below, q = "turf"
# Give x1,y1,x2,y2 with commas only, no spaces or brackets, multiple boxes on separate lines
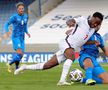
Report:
0,63,108,90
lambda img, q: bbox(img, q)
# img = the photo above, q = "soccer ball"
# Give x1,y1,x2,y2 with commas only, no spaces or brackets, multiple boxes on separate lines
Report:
69,68,83,82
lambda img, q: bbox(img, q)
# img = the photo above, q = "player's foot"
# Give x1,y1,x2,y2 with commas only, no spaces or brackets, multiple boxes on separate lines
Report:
57,81,71,86
14,64,26,75
6,63,12,73
85,79,96,85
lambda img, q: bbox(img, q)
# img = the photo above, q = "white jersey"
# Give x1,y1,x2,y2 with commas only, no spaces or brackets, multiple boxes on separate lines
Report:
56,16,95,64
60,16,95,51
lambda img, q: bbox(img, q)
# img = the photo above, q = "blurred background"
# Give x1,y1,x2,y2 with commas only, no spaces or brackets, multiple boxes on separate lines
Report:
0,0,108,63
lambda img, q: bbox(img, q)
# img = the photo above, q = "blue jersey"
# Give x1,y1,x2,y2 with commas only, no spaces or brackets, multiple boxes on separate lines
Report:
80,33,104,58
5,13,28,39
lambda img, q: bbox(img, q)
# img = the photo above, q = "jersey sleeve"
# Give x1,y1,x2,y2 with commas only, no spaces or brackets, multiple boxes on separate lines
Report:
5,15,15,32
73,16,84,24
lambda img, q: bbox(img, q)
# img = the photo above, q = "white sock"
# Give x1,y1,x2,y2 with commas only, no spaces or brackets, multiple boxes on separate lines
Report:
25,63,45,70
59,59,73,82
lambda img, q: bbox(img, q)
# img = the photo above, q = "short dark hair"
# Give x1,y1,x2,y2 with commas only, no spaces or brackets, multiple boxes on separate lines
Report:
93,12,103,21
16,2,24,8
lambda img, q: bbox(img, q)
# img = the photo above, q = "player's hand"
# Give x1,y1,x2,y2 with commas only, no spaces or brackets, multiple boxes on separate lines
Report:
95,41,100,46
6,32,10,37
27,33,31,38
65,29,72,35
66,19,76,27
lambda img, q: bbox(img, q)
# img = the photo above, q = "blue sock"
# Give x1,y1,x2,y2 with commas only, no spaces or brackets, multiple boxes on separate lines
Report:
93,76,102,84
15,61,20,69
9,54,22,65
16,65,19,69
85,67,93,79
81,78,87,83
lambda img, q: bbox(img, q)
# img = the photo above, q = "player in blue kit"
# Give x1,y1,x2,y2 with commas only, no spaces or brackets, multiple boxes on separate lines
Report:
79,26,108,85
5,2,30,73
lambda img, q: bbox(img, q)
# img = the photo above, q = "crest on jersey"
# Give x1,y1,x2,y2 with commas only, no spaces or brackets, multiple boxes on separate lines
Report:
21,20,24,25
18,44,21,47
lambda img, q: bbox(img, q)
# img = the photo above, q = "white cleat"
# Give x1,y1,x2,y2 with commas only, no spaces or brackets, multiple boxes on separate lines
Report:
14,64,26,75
57,81,71,86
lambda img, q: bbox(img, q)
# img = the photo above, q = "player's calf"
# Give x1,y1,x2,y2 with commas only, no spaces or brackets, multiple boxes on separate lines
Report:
98,72,108,84
43,55,59,69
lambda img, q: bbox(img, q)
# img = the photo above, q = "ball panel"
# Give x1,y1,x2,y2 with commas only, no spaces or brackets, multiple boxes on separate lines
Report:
69,68,83,82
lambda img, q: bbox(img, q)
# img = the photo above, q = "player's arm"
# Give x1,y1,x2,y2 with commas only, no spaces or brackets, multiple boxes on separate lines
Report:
5,16,14,32
66,16,83,35
24,15,30,38
66,19,76,27
66,16,82,28
85,40,100,46
85,41,96,44
98,34,108,56
100,39,108,56
24,25,30,38
24,21,30,38
65,19,77,35
5,15,14,36
101,47,108,56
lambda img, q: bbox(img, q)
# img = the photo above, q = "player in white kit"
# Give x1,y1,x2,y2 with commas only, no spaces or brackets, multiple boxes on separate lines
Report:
14,12,103,85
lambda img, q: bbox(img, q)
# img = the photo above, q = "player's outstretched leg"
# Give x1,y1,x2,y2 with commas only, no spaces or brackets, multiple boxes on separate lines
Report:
14,55,59,75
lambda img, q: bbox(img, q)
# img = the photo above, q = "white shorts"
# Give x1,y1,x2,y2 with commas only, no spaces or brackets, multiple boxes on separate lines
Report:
56,26,94,64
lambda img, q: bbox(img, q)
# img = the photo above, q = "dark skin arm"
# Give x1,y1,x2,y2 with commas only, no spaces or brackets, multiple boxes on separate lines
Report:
66,19,76,27
86,40,108,56
85,40,100,46
101,47,108,57
65,19,76,35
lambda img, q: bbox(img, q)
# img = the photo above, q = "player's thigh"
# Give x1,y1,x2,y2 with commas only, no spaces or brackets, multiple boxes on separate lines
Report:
12,38,22,51
56,50,66,64
93,66,105,76
79,54,93,69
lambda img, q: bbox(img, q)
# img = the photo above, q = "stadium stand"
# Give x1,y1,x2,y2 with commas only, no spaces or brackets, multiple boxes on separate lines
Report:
1,0,108,52
25,0,108,51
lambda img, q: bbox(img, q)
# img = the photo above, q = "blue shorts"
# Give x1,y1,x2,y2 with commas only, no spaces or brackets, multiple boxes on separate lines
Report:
12,38,25,52
78,53,105,77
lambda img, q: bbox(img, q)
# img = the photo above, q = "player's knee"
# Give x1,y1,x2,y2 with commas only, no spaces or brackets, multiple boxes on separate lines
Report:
103,79,108,84
64,48,75,60
16,49,24,55
84,58,93,69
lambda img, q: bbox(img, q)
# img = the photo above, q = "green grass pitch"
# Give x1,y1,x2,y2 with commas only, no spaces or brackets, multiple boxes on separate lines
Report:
0,63,108,90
